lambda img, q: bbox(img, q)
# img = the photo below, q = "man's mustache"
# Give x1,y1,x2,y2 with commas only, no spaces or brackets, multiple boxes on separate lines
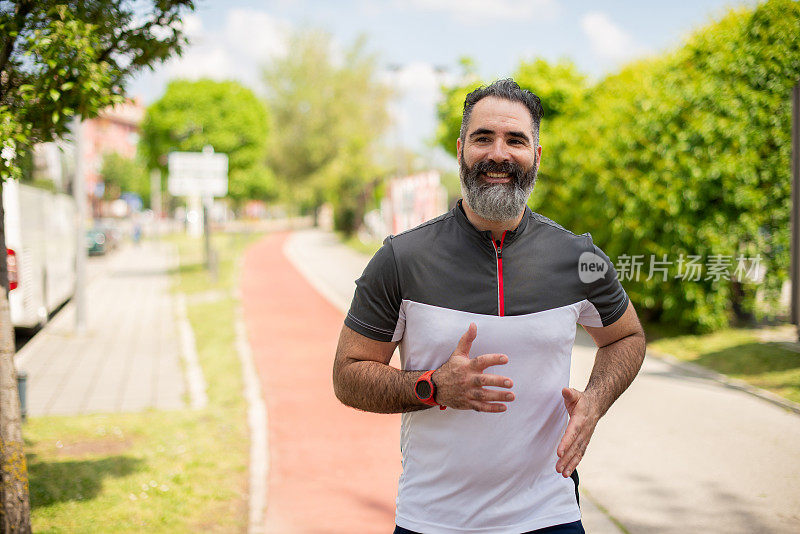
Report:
468,160,525,182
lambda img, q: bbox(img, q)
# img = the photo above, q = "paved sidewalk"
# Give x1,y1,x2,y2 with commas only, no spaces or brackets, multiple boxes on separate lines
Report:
15,241,186,416
286,229,800,534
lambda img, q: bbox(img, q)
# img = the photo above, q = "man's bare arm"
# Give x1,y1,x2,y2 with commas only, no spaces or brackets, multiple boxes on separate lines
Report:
582,302,646,418
333,325,427,413
333,323,515,414
555,301,646,478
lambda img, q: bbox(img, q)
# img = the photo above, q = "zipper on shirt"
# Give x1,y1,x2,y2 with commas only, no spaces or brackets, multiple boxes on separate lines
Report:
490,231,507,316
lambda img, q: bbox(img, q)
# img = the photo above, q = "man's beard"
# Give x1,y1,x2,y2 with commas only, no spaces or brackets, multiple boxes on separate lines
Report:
459,153,538,222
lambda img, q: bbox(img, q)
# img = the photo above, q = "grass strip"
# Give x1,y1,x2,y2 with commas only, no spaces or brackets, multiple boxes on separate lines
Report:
25,230,263,532
648,326,800,405
338,232,382,257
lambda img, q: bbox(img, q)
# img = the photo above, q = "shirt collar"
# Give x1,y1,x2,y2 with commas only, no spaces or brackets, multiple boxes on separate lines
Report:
454,199,530,243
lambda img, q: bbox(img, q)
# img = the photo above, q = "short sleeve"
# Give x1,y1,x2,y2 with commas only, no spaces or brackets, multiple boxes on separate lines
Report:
344,237,403,342
577,238,629,327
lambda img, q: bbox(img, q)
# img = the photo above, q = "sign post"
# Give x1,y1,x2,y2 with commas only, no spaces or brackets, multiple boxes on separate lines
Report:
168,146,228,274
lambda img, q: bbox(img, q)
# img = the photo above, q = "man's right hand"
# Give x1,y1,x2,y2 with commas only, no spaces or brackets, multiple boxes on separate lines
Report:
432,323,514,412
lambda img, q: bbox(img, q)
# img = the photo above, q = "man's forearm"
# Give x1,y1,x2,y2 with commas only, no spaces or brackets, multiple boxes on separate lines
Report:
583,331,646,417
333,360,430,414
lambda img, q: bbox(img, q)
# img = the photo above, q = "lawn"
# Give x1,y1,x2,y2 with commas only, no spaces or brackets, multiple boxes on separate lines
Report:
647,325,800,405
339,232,382,256
24,230,263,532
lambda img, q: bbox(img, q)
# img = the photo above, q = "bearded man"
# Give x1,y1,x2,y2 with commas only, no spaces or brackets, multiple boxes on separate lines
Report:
333,78,646,534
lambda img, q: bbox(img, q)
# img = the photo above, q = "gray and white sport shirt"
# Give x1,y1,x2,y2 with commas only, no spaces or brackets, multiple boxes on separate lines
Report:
345,201,629,534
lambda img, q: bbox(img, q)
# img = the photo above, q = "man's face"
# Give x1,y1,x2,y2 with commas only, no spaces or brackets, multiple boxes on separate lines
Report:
457,96,542,222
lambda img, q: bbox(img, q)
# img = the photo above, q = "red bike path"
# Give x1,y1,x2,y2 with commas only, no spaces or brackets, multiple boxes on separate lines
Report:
240,231,401,533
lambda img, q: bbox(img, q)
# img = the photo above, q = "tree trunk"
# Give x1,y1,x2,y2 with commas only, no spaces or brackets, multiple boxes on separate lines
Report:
0,183,32,533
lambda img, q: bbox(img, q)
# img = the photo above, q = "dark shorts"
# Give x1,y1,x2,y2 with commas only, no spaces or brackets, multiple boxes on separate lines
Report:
394,520,585,534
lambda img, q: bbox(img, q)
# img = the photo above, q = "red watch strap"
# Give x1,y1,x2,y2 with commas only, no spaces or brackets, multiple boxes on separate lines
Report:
416,370,446,410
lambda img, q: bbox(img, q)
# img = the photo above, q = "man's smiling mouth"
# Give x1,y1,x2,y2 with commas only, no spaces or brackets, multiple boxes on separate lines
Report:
483,172,511,183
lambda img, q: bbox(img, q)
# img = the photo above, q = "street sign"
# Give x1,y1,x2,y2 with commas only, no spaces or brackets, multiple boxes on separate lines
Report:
168,146,228,197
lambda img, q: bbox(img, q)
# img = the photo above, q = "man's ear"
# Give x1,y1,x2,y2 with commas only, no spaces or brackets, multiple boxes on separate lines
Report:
456,137,462,162
535,144,542,172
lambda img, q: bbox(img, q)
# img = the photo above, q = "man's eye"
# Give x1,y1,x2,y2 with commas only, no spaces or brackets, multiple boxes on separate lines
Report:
476,137,490,142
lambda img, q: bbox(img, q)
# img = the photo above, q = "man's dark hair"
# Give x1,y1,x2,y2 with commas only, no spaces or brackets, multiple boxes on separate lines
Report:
460,78,543,146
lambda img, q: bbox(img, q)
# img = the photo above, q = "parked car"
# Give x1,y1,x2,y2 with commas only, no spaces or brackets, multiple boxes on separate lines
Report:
96,219,122,250
86,228,107,256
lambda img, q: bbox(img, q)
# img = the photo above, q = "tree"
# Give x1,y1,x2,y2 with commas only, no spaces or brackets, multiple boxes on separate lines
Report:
434,56,588,214
510,58,588,215
434,56,483,156
0,2,193,530
100,152,150,204
540,0,800,331
434,1,800,332
139,79,275,204
261,30,391,233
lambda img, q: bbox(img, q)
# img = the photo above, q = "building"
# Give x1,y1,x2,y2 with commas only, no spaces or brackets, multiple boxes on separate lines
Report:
81,98,145,216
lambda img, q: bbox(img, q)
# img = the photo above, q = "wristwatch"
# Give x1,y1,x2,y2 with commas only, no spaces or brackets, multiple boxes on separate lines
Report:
414,370,446,410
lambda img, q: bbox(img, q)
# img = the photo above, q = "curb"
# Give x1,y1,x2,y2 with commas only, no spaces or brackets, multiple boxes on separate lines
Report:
646,349,800,416
175,293,209,410
234,256,269,534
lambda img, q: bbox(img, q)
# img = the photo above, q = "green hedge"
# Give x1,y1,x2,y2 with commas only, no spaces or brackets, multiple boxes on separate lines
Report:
438,0,800,331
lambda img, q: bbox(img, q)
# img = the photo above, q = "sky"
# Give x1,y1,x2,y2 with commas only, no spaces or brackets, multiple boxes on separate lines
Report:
129,0,757,161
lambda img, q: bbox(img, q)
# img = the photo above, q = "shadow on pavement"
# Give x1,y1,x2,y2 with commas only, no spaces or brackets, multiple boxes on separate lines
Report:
612,472,780,533
339,486,395,517
27,454,143,507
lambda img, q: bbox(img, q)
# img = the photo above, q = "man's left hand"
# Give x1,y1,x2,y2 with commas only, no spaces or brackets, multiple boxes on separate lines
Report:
555,387,600,478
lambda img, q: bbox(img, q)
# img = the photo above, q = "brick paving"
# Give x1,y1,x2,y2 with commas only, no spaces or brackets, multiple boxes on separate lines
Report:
15,241,185,416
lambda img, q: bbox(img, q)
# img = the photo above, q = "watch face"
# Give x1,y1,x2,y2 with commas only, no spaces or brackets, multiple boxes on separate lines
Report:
415,379,432,400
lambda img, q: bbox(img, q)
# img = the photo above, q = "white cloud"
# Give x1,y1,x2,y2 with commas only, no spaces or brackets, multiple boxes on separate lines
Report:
581,11,649,63
223,9,291,63
152,9,292,92
399,0,559,23
178,13,204,39
165,46,234,80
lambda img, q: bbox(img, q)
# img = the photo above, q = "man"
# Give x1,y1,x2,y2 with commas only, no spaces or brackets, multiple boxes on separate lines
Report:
333,79,646,534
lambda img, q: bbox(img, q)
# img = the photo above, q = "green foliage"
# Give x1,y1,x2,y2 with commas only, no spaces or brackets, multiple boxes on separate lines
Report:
512,58,588,122
262,30,390,234
100,152,149,204
434,58,483,155
539,0,800,331
139,79,275,203
434,57,587,155
0,0,194,181
434,0,800,332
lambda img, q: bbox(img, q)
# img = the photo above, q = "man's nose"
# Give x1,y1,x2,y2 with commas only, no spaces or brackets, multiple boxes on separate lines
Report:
487,139,510,162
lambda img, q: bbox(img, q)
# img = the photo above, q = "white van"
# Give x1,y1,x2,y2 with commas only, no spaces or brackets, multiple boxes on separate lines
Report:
3,179,77,328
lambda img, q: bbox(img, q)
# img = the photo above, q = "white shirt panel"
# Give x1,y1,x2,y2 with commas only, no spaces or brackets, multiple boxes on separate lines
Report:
395,299,586,533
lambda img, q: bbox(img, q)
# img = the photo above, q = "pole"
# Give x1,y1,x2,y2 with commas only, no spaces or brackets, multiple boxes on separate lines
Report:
72,116,87,334
791,82,800,339
150,168,162,238
203,195,211,270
